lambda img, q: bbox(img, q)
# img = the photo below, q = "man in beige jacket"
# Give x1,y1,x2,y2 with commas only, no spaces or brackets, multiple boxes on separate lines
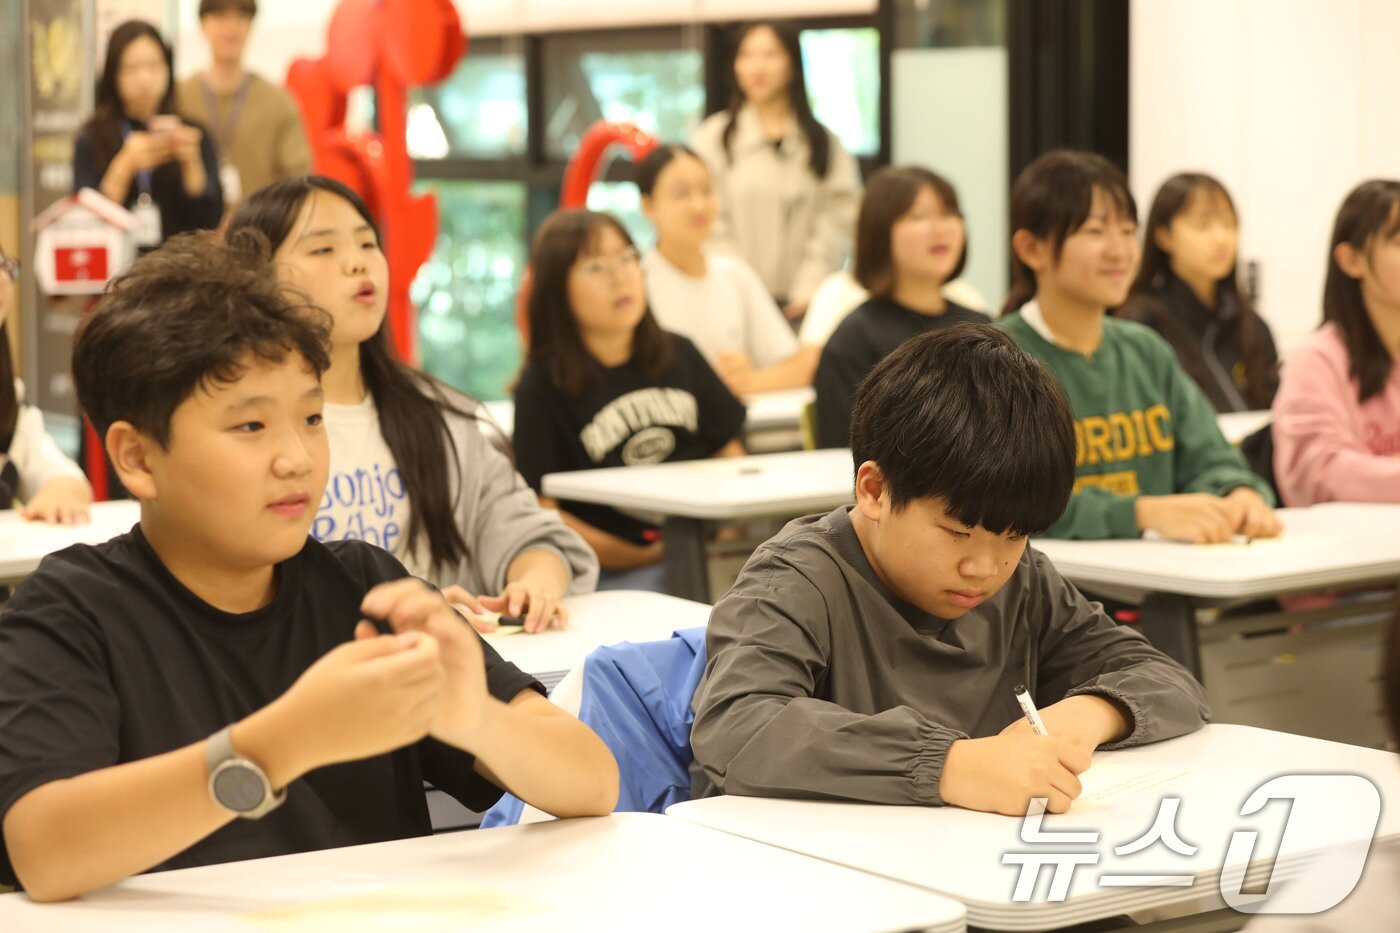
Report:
176,0,311,212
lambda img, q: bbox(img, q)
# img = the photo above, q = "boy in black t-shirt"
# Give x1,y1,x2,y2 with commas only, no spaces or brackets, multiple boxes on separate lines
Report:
0,233,618,901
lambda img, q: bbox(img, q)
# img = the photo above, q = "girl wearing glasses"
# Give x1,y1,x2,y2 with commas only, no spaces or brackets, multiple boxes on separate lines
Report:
0,251,92,522
514,209,748,592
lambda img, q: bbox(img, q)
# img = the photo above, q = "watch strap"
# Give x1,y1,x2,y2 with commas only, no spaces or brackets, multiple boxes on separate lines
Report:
205,725,287,819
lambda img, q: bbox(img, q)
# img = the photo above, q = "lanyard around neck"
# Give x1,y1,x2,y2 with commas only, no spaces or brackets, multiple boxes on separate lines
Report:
202,74,253,160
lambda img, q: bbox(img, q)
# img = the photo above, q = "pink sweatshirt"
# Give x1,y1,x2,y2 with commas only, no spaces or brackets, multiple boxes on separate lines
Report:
1273,322,1400,506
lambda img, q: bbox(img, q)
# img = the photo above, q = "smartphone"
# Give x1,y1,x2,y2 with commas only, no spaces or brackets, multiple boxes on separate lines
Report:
148,114,180,136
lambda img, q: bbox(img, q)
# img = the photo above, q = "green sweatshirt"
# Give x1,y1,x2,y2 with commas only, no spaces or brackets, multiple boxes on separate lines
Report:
1001,306,1274,539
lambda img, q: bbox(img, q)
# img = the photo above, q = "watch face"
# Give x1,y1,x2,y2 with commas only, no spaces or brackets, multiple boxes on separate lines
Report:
213,764,267,813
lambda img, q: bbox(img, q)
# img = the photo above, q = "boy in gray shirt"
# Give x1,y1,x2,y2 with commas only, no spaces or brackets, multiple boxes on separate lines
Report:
691,324,1209,815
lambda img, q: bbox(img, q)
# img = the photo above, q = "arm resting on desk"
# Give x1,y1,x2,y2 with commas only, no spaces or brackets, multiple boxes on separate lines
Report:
1028,549,1211,749
3,632,448,901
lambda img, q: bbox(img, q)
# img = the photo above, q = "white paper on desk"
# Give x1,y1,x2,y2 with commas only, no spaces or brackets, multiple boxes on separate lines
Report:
242,878,547,932
1073,763,1187,810
1140,530,1328,551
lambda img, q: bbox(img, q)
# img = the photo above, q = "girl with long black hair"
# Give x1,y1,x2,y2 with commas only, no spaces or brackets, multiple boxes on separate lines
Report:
689,21,859,320
227,177,596,631
73,20,222,245
1120,173,1279,412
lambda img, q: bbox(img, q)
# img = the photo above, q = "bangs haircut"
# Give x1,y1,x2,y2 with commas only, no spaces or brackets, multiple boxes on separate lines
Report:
1324,180,1400,402
849,323,1076,536
526,208,672,395
1125,172,1278,409
227,174,491,572
1002,150,1137,316
72,230,330,448
854,165,967,296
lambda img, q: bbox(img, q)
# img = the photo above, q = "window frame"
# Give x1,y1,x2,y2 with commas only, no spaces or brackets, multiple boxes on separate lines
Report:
412,13,889,244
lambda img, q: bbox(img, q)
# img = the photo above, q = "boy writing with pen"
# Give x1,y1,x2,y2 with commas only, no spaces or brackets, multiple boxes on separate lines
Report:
690,325,1209,815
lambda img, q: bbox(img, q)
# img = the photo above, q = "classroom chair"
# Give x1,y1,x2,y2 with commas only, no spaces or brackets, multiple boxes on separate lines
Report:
482,627,708,827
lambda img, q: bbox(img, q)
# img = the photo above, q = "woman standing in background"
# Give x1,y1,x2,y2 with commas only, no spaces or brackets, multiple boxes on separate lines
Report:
690,21,860,322
1120,173,1279,412
73,20,222,247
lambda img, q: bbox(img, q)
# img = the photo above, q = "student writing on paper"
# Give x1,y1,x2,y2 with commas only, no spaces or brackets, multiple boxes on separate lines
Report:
513,209,747,593
0,246,91,523
1272,180,1400,506
638,145,817,395
227,177,597,634
690,325,1209,816
999,151,1280,543
0,235,618,902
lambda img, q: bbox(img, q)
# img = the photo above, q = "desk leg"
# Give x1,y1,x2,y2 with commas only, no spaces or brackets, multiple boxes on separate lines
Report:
1137,592,1203,682
662,516,710,602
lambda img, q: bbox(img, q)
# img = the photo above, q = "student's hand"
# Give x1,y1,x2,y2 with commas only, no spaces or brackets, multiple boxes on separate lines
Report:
1222,487,1283,539
940,734,1092,815
479,573,569,635
171,125,203,167
782,301,808,321
1134,493,1236,543
999,694,1129,753
360,579,495,751
118,131,173,172
278,627,444,771
441,584,497,633
715,350,755,396
19,476,92,525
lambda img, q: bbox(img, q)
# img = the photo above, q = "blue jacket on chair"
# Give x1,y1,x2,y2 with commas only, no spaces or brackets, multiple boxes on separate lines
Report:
482,626,708,827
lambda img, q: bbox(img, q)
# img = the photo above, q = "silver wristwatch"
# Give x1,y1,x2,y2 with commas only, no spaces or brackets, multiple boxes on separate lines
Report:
205,726,287,819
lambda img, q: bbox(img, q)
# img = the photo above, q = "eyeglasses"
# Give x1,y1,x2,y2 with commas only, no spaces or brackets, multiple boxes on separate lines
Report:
0,257,17,282
576,248,641,280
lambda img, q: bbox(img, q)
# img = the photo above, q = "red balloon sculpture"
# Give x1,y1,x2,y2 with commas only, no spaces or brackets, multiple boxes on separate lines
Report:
284,0,465,363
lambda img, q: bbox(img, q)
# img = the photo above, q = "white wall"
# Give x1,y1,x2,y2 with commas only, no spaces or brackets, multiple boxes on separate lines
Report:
892,47,1008,311
175,1,336,82
1130,0,1400,357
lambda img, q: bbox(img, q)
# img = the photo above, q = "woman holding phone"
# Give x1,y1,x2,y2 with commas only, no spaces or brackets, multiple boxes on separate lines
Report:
73,20,222,247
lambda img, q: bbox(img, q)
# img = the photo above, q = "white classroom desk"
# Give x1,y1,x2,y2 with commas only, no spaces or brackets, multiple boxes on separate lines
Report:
0,500,141,585
670,724,1400,932
1215,409,1271,446
484,387,813,442
482,589,711,691
542,448,854,601
1032,502,1400,679
0,812,968,933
